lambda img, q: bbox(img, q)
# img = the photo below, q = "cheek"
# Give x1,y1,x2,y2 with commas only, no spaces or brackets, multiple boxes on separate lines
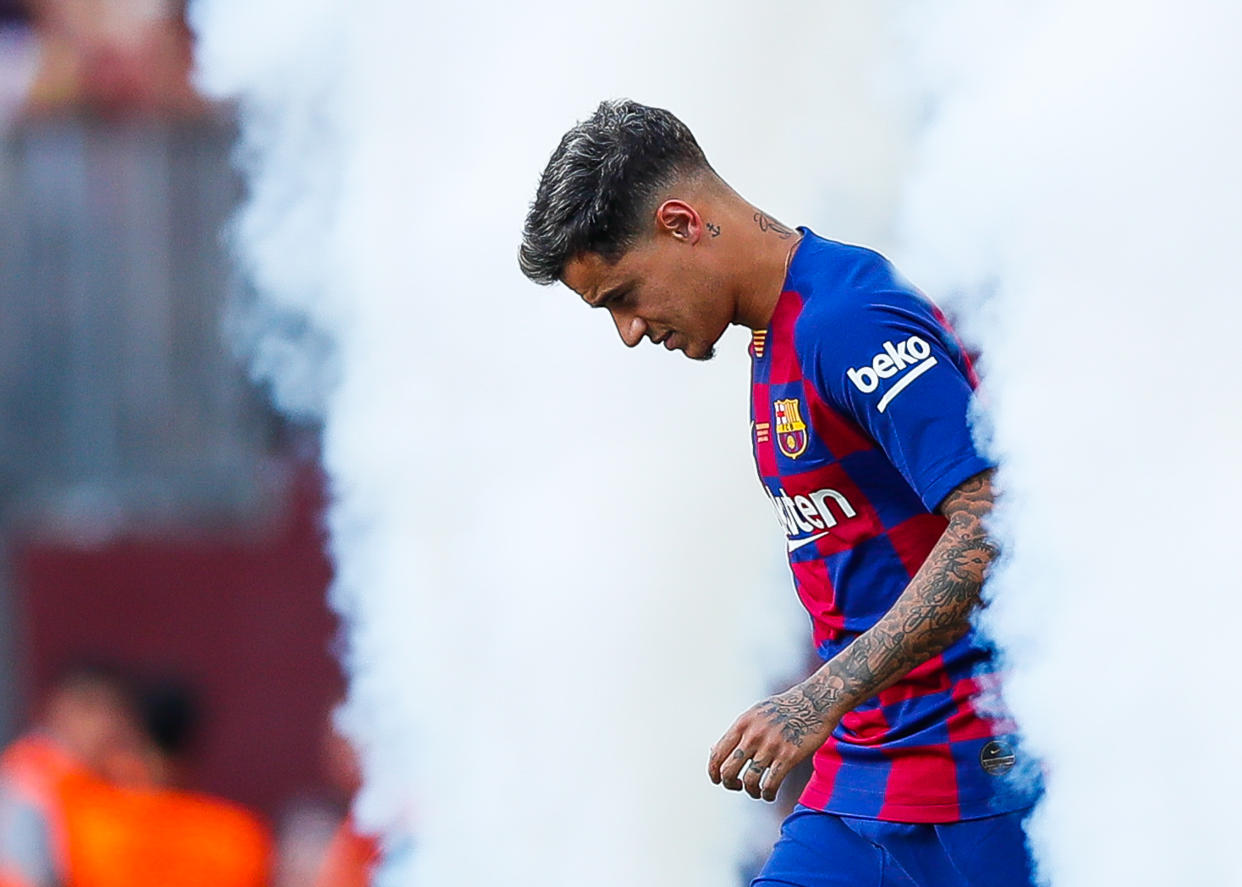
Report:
654,269,722,331
695,283,731,331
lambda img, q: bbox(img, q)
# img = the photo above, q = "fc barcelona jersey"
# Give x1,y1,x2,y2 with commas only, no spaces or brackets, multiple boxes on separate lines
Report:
751,228,1032,822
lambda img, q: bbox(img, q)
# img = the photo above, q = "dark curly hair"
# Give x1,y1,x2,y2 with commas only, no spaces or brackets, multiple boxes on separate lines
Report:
519,99,712,284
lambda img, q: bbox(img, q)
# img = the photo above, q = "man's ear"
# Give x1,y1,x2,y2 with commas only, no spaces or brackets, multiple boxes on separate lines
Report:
654,199,703,244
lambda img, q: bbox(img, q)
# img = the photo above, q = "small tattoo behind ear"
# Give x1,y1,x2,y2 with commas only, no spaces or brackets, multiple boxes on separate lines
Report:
706,222,721,238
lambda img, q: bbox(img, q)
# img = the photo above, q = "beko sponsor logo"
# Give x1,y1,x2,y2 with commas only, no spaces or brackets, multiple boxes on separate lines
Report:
846,335,938,413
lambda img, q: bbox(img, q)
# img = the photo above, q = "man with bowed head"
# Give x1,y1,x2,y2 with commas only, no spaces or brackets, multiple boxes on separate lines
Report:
519,100,1038,887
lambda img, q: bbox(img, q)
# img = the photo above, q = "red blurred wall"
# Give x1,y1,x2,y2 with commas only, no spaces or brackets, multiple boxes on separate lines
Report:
10,465,340,820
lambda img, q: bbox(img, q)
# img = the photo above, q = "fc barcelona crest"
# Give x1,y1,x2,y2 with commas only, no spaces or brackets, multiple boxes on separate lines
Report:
773,398,809,458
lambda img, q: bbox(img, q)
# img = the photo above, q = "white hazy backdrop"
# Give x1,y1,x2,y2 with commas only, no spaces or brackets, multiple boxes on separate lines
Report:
188,2,913,884
897,2,1242,886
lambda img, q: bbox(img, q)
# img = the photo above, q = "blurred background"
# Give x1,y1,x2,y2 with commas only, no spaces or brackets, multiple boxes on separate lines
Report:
20,2,1238,886
0,1,376,884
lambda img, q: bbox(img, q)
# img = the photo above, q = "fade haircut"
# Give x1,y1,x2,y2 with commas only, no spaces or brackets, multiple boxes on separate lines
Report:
519,99,712,285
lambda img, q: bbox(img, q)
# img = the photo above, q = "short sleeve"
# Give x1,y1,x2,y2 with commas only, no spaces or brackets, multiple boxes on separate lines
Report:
797,281,993,512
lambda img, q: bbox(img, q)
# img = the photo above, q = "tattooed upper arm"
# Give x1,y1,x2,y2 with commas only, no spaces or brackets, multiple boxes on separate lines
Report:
925,469,999,625
936,470,1000,575
937,469,997,524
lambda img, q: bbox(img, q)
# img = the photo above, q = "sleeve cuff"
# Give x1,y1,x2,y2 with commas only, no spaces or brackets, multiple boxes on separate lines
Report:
919,454,995,513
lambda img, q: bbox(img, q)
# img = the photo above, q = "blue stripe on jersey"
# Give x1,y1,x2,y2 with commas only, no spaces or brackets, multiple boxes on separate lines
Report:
826,747,890,818
821,535,912,631
838,449,929,531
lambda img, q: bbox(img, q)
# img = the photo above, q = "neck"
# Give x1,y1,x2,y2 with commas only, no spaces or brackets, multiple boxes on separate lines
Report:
726,203,801,330
671,174,801,331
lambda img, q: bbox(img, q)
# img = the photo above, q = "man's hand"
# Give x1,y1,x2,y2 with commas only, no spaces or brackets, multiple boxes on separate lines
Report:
707,674,843,802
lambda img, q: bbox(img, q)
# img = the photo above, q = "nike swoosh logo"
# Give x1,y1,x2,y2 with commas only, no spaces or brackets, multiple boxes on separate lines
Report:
787,532,830,552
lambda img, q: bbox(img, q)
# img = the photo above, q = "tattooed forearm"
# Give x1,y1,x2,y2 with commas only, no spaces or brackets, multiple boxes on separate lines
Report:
753,212,794,239
756,670,847,746
806,471,998,717
710,471,996,798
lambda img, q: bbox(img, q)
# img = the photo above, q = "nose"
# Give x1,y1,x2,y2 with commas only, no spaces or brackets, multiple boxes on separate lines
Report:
610,308,647,348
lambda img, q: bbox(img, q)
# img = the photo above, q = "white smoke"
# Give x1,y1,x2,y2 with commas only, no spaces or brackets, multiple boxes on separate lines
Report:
896,2,1242,885
189,1,915,884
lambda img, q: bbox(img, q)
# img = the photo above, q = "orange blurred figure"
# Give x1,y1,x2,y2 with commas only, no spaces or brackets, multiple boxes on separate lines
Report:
0,662,139,887
60,675,272,887
63,784,270,887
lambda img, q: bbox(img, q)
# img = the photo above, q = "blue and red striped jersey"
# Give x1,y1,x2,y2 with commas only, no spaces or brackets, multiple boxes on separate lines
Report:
751,228,1031,822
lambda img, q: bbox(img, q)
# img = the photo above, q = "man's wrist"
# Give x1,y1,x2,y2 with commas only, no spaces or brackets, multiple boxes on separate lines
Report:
797,667,850,726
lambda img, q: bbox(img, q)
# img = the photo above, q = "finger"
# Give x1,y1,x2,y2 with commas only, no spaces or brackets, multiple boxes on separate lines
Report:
742,758,769,799
760,758,789,803
720,745,751,791
708,722,745,784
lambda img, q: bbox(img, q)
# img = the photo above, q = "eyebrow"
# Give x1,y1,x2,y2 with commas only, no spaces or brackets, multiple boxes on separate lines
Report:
591,282,631,308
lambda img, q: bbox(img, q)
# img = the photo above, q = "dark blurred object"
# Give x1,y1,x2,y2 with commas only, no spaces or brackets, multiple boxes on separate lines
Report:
140,675,201,760
102,672,203,789
0,0,30,24
0,1,37,125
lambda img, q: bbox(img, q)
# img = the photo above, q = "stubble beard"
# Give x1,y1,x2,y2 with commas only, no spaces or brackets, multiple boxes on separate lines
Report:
688,343,716,362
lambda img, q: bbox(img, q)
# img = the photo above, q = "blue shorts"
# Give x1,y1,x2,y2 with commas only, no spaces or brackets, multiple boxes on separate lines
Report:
752,805,1037,887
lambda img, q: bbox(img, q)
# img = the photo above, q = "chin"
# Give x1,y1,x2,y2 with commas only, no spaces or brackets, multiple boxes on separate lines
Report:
686,343,716,362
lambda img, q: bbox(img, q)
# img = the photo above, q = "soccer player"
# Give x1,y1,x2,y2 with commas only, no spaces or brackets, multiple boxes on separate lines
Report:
519,101,1039,887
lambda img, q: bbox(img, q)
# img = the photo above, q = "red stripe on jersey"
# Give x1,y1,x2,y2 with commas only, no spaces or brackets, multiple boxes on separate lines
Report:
879,745,961,821
789,558,842,645
841,705,890,745
877,654,951,707
766,291,806,386
946,705,997,743
946,675,1017,742
801,737,846,811
885,514,949,578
